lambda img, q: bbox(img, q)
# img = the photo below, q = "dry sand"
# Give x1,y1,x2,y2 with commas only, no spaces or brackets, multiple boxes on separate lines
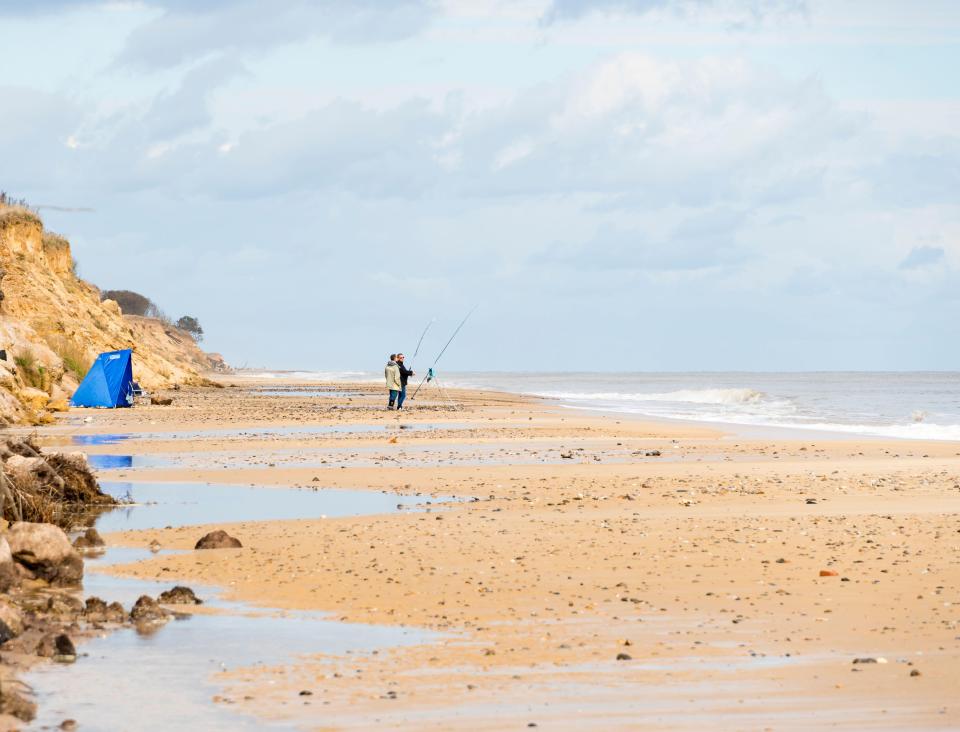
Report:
59,380,959,729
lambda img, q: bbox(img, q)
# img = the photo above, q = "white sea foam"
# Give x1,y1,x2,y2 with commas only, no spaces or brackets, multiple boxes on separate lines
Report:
760,420,960,442
524,382,960,441
554,403,960,441
236,370,376,381
531,388,767,405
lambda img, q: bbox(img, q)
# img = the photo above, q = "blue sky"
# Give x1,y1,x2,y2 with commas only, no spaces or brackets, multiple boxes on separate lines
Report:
1,0,957,371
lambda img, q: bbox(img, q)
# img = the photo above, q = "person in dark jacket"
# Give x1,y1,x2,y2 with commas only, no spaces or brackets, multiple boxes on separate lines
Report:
395,353,414,410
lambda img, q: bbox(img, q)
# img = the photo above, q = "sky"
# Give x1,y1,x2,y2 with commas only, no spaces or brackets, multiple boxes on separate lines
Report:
1,0,957,372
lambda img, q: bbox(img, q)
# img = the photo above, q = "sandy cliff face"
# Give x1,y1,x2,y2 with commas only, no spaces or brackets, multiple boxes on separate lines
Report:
0,206,226,424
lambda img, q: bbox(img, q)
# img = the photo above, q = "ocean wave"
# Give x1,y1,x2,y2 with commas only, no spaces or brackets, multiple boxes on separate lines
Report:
557,403,960,441
772,420,960,442
238,370,375,381
532,388,768,405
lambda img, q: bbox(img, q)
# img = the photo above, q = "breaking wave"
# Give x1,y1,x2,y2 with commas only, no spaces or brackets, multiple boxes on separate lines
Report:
532,388,768,405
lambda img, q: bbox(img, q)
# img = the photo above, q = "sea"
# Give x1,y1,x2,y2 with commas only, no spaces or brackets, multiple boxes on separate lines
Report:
241,371,960,442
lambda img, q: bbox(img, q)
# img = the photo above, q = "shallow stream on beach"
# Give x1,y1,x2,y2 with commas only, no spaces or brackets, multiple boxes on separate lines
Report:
92,480,436,531
21,437,447,731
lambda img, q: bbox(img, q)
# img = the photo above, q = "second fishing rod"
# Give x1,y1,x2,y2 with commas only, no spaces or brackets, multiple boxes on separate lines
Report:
410,305,477,400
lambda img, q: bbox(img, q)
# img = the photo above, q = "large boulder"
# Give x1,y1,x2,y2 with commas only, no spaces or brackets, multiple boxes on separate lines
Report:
0,536,19,592
194,530,242,550
5,522,83,585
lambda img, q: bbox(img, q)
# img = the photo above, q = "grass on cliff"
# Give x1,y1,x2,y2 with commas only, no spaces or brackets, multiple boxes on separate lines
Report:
45,335,91,381
13,350,52,391
0,204,42,228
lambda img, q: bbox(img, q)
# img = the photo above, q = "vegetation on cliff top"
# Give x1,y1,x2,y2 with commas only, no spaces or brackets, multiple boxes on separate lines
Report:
100,289,204,342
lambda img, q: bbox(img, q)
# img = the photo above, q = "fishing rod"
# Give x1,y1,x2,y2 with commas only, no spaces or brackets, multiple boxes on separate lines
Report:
410,305,477,400
411,318,434,361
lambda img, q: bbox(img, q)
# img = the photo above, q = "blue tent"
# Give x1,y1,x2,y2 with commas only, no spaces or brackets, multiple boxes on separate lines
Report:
71,349,135,408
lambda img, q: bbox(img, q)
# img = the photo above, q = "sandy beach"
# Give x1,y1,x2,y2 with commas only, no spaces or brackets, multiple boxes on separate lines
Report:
26,378,953,730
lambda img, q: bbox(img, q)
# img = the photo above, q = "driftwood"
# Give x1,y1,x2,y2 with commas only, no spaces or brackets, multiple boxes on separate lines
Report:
0,436,115,528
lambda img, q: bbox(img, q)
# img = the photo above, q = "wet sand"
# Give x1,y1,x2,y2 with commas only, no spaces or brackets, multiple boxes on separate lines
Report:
55,380,960,729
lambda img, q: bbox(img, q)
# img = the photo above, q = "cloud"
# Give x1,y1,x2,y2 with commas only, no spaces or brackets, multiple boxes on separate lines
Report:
0,86,82,191
143,55,248,141
12,50,862,226
198,97,450,199
449,54,852,207
899,245,945,270
541,0,806,25
116,0,437,69
0,1,437,69
872,148,960,207
538,208,751,273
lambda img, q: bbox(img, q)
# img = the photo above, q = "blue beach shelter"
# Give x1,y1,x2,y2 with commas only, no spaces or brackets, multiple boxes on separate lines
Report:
71,349,135,408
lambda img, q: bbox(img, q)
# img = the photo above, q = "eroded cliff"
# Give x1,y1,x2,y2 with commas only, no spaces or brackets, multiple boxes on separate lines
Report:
0,205,226,424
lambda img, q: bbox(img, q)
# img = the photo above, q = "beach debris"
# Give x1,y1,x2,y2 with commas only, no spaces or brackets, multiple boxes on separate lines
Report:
0,437,115,528
852,657,878,664
59,720,78,731
616,652,632,661
819,569,838,577
0,600,23,638
910,669,921,677
805,498,818,504
130,595,170,624
150,396,173,406
72,527,105,553
149,539,162,552
82,596,126,623
37,632,77,663
83,596,108,619
0,536,18,592
53,633,77,663
0,619,16,645
0,684,37,721
194,530,243,550
158,586,202,605
645,450,662,457
6,522,84,585
45,594,84,617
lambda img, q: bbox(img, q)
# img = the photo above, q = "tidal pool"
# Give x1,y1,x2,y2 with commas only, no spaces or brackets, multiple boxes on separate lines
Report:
23,477,443,731
71,422,470,443
93,481,440,532
25,569,432,731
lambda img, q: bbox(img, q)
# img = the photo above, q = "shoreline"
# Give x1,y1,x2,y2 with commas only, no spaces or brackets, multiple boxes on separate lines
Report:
16,378,960,729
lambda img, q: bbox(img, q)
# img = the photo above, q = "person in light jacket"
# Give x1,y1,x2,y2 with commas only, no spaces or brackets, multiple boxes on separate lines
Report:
385,354,402,409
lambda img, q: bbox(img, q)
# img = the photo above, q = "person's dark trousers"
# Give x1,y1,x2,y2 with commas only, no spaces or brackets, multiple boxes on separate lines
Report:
388,390,399,408
397,386,407,410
